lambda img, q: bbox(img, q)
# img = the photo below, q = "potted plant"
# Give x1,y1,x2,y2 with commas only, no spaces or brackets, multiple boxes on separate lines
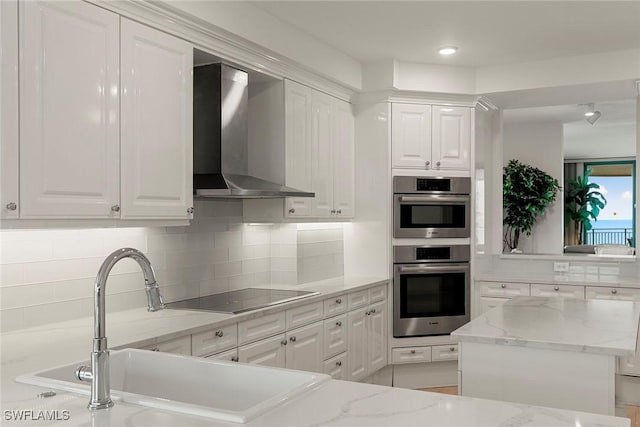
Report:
564,168,607,245
503,159,560,252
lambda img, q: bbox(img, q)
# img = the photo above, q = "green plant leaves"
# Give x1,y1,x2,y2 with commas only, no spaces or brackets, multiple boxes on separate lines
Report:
564,167,607,245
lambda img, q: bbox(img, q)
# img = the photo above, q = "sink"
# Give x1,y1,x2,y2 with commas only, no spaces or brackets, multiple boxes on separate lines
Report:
16,348,330,423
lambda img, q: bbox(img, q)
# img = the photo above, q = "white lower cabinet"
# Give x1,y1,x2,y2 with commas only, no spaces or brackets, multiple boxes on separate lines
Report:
323,352,347,380
286,322,324,373
347,299,388,382
478,296,508,315
324,314,347,359
144,335,191,355
238,334,287,368
205,348,238,362
392,346,432,364
530,283,584,299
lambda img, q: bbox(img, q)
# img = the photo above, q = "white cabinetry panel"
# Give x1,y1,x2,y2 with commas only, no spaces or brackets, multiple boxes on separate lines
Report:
586,286,640,302
392,346,432,364
286,322,324,373
392,103,432,169
431,106,470,171
120,18,193,219
347,307,368,382
286,301,323,330
332,99,355,218
367,300,387,373
238,334,286,368
192,324,238,357
238,312,286,345
144,336,191,355
324,294,347,317
19,0,120,218
310,90,334,217
477,282,529,298
531,284,585,299
205,348,238,362
323,352,347,380
324,314,347,360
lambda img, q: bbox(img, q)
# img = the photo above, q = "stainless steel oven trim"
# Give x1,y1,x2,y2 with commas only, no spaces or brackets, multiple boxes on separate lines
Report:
393,262,470,337
394,245,470,264
393,176,471,194
393,194,470,238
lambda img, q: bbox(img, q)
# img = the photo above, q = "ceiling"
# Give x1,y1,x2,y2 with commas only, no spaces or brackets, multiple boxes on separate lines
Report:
503,100,637,160
250,1,640,67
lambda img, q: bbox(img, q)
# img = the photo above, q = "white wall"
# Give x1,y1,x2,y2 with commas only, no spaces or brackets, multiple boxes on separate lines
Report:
0,202,344,333
503,122,564,254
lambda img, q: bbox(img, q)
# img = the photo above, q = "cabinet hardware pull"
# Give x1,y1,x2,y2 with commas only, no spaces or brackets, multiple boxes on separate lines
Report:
111,204,120,213
151,347,159,352
449,347,455,352
231,356,239,362
410,349,416,354
436,161,441,167
611,289,618,294
336,298,342,304
554,286,560,291
187,206,194,214
288,208,295,214
336,321,342,327
330,209,336,214
501,284,506,289
336,361,342,367
215,330,224,338
425,161,430,168
281,340,288,346
5,202,17,211
289,336,297,343
371,308,376,313
336,209,342,214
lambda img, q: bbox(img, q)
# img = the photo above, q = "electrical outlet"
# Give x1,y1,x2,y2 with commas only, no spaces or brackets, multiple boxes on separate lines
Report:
553,262,570,272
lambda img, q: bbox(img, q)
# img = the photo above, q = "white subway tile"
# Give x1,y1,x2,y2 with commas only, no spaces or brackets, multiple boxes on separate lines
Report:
23,298,93,329
1,307,24,332
214,231,242,248
271,257,297,272
0,263,25,286
214,261,242,278
242,258,270,274
1,238,54,264
0,283,55,309
199,278,229,296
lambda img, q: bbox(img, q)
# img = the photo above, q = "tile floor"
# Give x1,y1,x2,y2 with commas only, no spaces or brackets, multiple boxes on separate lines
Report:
418,386,639,425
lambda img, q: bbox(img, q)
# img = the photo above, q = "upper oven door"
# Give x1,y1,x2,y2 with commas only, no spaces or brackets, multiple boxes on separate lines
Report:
394,195,470,238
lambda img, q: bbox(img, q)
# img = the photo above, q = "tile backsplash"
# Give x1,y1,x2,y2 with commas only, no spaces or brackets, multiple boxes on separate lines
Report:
0,202,344,332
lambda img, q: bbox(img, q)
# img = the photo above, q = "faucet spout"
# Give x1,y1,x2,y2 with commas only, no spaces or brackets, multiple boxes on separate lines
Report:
83,248,164,410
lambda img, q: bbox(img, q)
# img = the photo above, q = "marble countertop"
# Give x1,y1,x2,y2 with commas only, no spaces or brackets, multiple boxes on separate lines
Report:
452,296,640,356
1,374,629,427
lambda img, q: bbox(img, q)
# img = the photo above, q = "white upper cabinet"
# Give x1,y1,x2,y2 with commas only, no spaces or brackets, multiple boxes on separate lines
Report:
392,103,471,172
392,104,432,169
332,99,355,218
1,0,19,219
120,18,193,219
431,106,470,171
284,80,313,217
19,1,120,218
310,90,334,217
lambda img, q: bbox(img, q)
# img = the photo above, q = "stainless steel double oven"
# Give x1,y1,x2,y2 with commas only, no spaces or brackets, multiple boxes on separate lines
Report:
393,176,471,338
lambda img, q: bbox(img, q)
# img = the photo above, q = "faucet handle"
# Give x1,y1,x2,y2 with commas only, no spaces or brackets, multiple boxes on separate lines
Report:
75,365,93,383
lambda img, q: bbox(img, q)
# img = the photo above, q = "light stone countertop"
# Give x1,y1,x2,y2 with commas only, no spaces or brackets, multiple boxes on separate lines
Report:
452,296,640,356
0,279,631,427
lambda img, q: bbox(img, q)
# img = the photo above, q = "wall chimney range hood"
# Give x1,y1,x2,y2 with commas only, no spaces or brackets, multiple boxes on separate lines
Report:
193,63,314,199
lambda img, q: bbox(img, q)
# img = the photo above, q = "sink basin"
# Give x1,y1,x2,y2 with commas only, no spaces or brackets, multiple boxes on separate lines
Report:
16,348,330,423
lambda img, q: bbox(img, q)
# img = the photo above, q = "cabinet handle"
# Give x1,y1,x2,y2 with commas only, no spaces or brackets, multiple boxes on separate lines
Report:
449,347,455,352
425,161,430,169
289,336,297,343
336,209,342,214
336,298,342,304
553,286,560,291
215,330,224,338
151,347,160,352
410,349,416,354
289,208,295,214
371,308,376,314
187,207,194,214
336,361,342,367
330,209,336,214
5,202,17,211
366,311,371,316
231,356,239,362
281,340,288,346
501,284,507,289
436,161,441,168
111,204,120,213
336,321,342,327
611,289,618,294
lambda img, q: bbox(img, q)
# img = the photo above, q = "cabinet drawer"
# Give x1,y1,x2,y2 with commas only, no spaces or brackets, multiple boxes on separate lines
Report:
323,314,347,360
204,348,238,362
144,335,191,355
192,324,238,357
431,344,458,362
238,312,286,345
531,284,585,299
348,289,368,310
238,334,286,368
477,281,529,297
478,296,508,315
323,352,347,380
392,346,432,364
286,301,323,329
368,284,387,303
324,294,347,317
586,286,640,301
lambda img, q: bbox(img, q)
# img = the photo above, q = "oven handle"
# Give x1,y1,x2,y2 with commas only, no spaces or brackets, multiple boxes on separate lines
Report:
397,264,469,273
397,195,469,204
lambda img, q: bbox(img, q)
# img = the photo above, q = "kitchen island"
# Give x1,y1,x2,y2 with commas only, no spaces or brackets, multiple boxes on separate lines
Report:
453,296,640,416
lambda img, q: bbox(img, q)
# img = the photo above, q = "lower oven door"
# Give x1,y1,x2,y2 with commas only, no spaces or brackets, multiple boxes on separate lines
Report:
393,263,470,337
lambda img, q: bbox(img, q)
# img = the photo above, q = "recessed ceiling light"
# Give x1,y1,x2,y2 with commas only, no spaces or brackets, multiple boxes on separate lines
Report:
438,46,458,56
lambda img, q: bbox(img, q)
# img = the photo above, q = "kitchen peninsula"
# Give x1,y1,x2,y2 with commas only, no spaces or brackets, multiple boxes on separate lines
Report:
453,296,640,415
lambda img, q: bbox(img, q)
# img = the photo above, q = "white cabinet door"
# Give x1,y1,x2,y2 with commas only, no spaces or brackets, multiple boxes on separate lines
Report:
367,300,387,373
324,314,347,360
431,106,470,171
332,98,355,218
310,90,334,217
205,348,238,362
238,334,286,368
323,352,347,380
19,1,120,218
347,307,368,382
1,0,19,219
120,18,193,220
286,322,324,373
530,284,585,299
391,103,432,169
284,80,312,217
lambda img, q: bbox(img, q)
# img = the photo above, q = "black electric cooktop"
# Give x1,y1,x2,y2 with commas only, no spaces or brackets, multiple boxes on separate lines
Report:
166,288,319,314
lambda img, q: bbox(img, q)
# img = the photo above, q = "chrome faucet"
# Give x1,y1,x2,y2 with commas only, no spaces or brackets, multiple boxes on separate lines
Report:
76,248,165,410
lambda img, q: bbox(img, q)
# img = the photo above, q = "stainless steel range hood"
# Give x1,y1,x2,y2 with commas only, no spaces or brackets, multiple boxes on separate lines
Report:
193,63,314,199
